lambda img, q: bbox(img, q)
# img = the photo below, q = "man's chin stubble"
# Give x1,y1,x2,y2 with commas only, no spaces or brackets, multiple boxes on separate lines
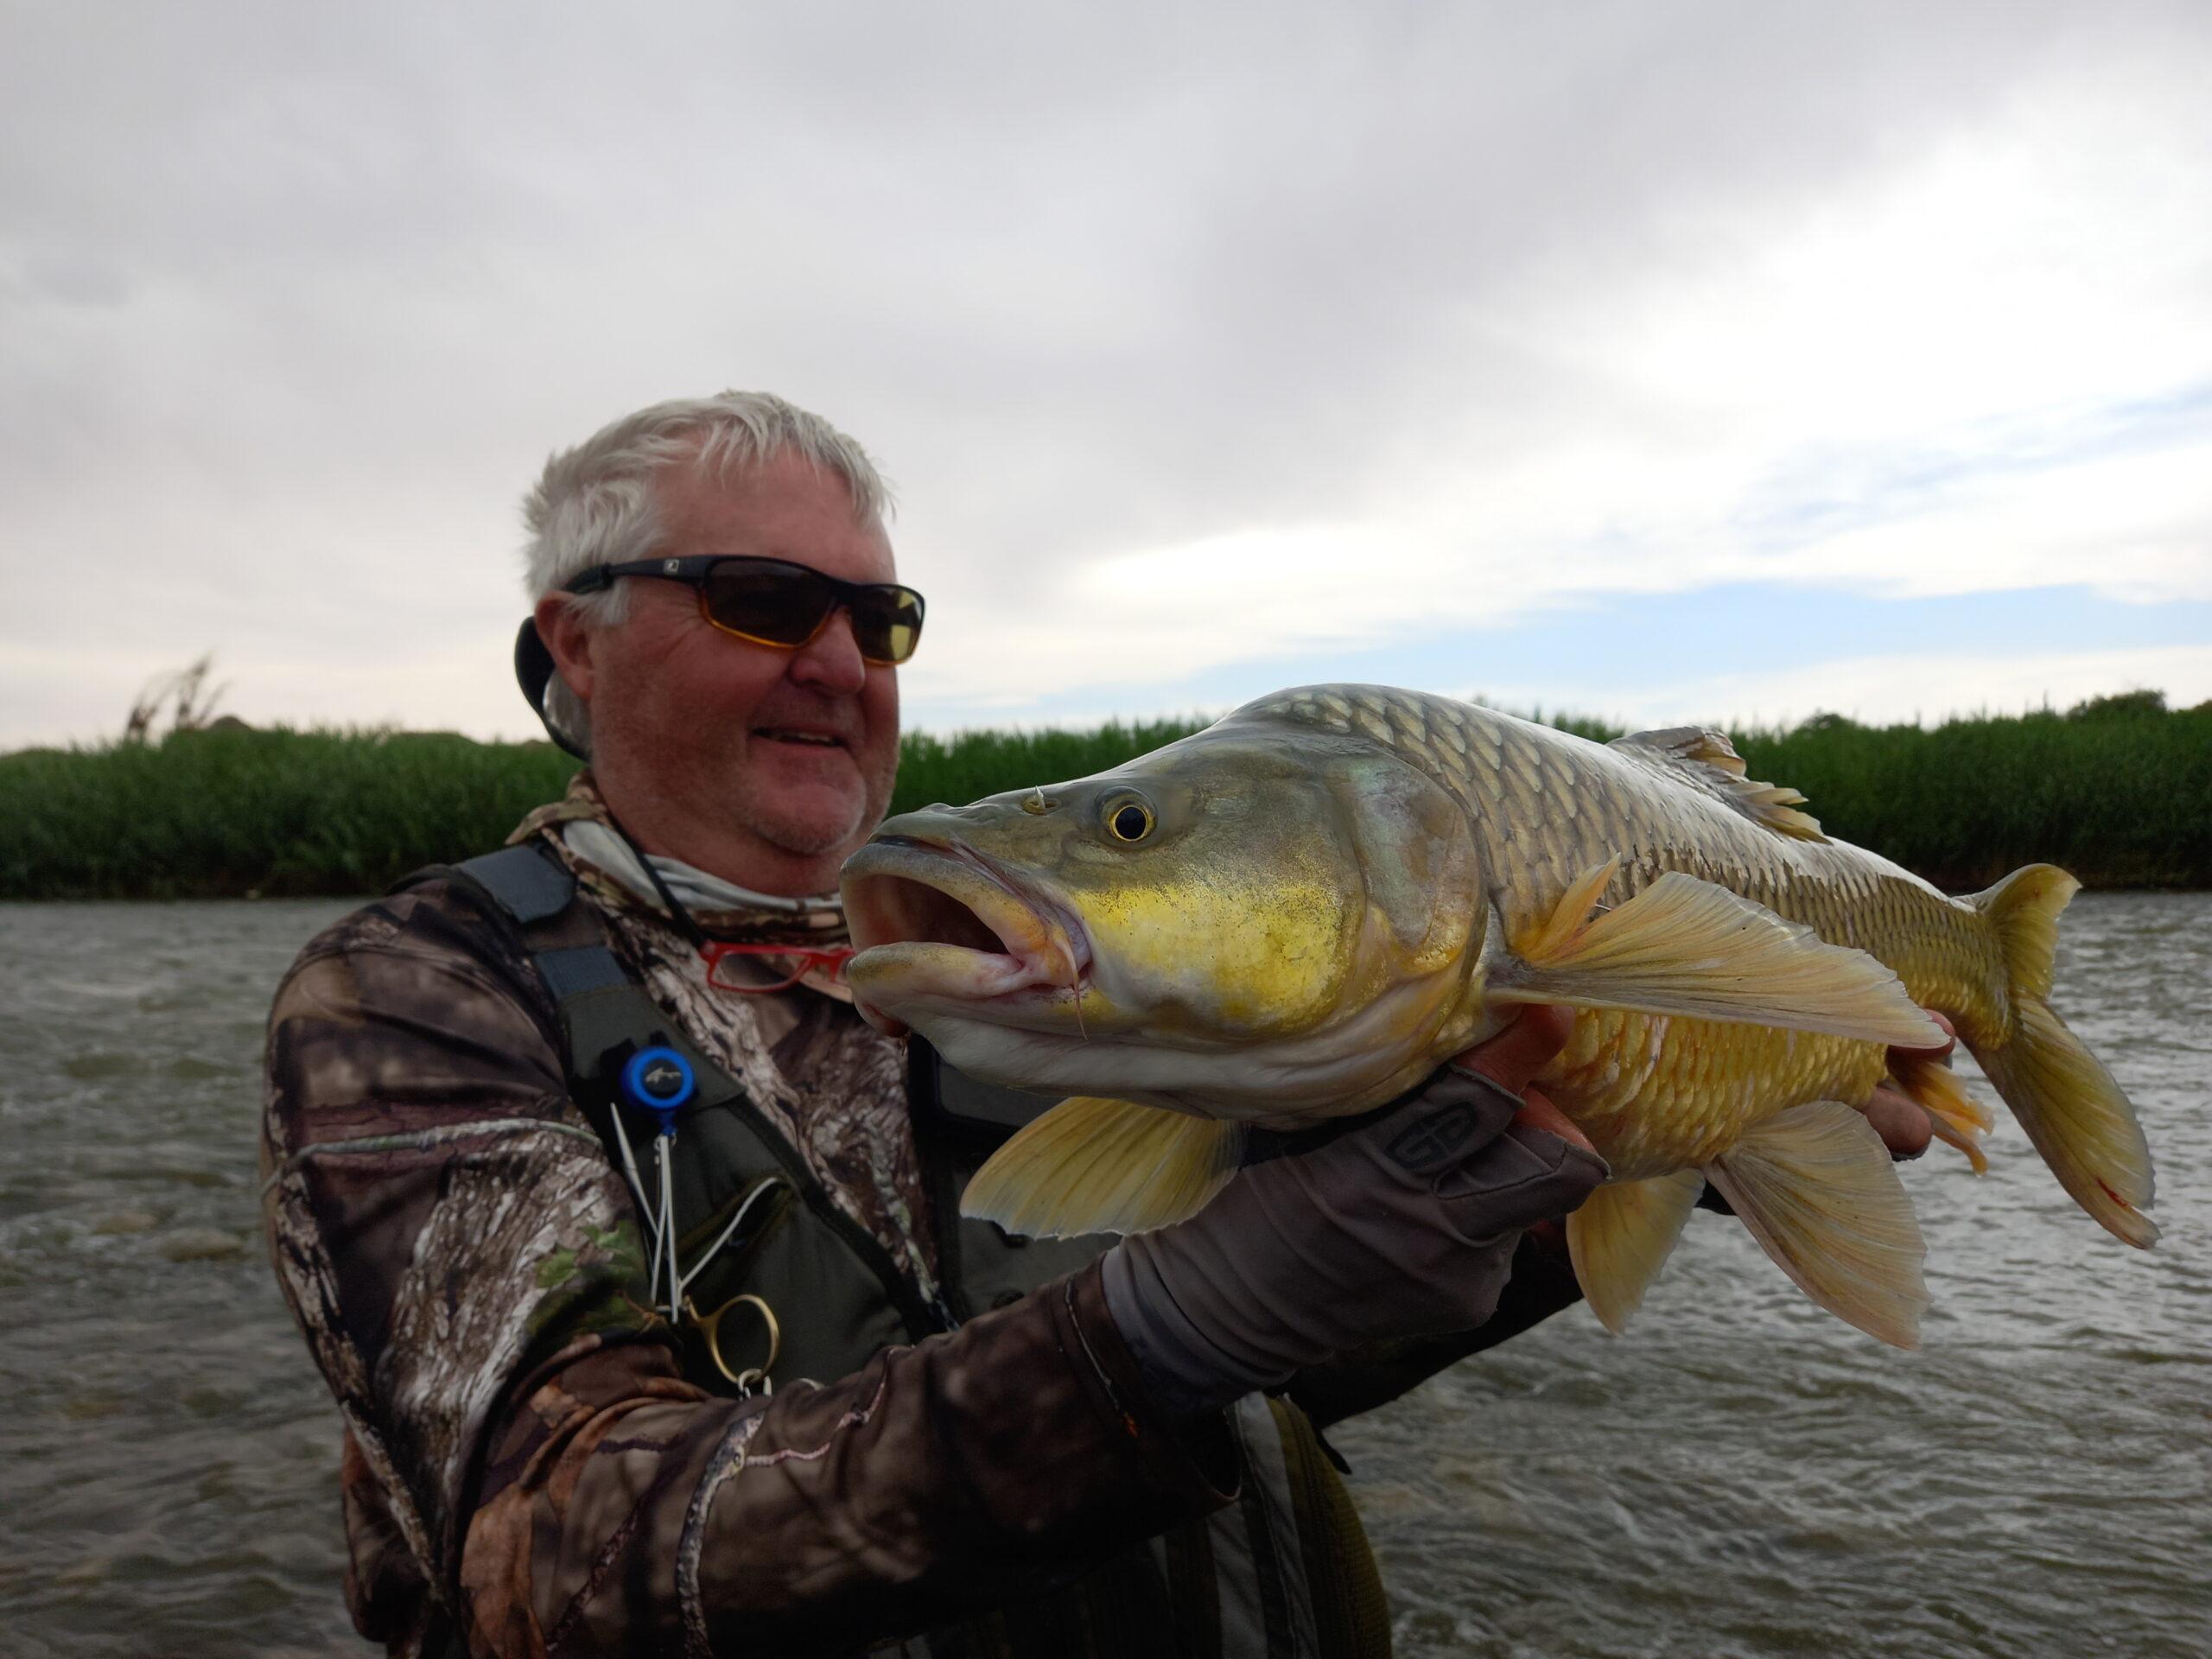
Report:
723,750,892,867
734,798,870,862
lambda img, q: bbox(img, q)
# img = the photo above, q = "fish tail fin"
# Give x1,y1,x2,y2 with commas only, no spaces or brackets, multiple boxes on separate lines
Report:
1973,862,2076,1001
1967,866,2157,1249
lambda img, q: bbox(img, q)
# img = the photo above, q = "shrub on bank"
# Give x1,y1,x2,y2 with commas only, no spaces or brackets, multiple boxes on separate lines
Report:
0,728,581,899
1735,700,2212,891
0,721,1226,900
1,697,2205,899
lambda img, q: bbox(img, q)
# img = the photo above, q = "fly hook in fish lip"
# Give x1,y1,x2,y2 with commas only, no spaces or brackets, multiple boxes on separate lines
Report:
842,836,1095,1031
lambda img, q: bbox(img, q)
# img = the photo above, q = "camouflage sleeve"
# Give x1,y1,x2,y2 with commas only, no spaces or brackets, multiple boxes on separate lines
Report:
262,880,1234,1658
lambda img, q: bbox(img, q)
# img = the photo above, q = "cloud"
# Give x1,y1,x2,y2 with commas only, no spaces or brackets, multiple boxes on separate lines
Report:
1,2,2208,750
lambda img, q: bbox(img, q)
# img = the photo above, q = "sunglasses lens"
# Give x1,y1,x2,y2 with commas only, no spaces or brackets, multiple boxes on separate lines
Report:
701,564,835,647
699,562,924,664
849,588,925,664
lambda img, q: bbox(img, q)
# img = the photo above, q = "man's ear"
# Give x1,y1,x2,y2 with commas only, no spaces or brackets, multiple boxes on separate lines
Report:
534,594,596,702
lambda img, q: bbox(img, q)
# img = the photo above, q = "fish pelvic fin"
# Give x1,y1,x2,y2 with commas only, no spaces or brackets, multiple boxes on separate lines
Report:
1491,866,1944,1048
1610,727,1827,842
1566,1168,1705,1335
1967,866,2156,1248
962,1096,1245,1238
1707,1100,1929,1349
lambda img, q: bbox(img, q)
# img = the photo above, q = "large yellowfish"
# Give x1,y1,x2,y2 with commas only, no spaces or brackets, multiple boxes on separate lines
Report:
841,685,2156,1347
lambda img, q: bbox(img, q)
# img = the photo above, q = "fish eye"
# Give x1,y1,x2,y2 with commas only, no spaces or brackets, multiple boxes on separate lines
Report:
1105,797,1155,842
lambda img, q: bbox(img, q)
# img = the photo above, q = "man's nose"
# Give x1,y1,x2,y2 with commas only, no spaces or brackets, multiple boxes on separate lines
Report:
788,605,870,693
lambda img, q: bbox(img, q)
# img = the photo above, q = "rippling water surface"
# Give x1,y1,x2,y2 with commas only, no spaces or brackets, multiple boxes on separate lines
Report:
1,894,2205,1657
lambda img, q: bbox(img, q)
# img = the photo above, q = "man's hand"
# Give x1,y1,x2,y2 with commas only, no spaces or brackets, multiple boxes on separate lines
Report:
1447,1002,1594,1154
1101,1007,1603,1420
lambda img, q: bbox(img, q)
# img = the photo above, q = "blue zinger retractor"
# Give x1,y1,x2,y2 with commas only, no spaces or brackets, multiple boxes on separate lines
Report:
620,1046,696,1133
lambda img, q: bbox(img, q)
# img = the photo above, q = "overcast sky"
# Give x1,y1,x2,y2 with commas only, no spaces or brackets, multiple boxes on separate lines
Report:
3,1,2208,752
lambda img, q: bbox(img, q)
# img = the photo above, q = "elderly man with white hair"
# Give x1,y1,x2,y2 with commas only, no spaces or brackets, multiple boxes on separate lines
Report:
262,391,1939,1658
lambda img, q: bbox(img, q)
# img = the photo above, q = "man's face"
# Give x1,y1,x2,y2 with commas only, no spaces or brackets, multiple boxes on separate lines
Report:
553,446,903,891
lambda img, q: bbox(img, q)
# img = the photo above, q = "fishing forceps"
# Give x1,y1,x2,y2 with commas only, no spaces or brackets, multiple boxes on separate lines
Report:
604,1045,788,1390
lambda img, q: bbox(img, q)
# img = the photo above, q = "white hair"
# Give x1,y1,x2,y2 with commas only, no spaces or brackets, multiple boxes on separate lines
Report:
519,391,893,753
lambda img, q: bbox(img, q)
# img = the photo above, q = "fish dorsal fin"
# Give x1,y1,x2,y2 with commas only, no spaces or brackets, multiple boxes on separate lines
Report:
1566,1169,1706,1334
962,1096,1245,1238
1620,724,1750,775
1611,727,1827,842
1491,862,1946,1048
1705,1100,1929,1349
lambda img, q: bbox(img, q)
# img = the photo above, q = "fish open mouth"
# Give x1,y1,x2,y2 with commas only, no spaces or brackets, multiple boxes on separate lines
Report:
842,836,1091,1036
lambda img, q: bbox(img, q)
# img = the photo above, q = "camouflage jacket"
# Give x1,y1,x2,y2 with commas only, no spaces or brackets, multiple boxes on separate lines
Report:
261,804,1582,1658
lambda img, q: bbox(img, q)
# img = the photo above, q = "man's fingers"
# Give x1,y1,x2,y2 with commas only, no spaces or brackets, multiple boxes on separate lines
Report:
1861,1085,1934,1161
1448,1005,1573,1096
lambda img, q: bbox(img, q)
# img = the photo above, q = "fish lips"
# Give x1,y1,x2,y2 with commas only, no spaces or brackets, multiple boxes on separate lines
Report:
841,836,1094,1037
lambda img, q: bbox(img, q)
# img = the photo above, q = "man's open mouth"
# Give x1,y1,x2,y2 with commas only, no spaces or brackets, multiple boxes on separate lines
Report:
841,837,1090,1034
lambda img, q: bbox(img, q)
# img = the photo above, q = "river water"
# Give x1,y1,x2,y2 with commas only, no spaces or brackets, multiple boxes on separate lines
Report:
0,893,2204,1657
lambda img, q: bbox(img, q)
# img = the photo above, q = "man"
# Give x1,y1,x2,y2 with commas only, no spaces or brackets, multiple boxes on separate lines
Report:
263,391,1942,1658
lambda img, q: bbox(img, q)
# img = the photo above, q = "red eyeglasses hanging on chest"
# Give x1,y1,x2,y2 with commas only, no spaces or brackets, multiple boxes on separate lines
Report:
699,940,857,994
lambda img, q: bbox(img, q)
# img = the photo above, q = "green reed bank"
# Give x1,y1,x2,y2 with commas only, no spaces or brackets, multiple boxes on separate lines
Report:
3,693,2206,899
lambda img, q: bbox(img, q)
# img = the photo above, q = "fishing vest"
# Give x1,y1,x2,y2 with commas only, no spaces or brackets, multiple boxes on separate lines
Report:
410,842,1391,1659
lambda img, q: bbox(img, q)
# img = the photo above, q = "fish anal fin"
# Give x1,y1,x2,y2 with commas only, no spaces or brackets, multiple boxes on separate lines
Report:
1611,727,1827,842
962,1096,1244,1238
1494,868,1943,1048
1890,1053,1993,1174
1566,1169,1705,1334
1707,1101,1929,1349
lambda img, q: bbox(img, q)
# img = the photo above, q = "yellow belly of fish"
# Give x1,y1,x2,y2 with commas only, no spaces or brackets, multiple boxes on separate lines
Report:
1541,1008,1891,1182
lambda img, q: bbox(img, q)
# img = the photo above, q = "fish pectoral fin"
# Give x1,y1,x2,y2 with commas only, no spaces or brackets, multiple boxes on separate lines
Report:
1491,866,1944,1048
1889,1052,1993,1174
961,1096,1245,1239
1610,727,1827,842
1566,1169,1705,1335
1706,1101,1929,1349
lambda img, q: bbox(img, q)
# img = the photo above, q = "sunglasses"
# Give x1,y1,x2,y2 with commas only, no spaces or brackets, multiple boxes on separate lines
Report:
565,555,925,665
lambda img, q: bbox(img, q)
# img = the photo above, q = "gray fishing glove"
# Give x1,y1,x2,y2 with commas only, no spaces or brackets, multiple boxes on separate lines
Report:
1101,1065,1609,1419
